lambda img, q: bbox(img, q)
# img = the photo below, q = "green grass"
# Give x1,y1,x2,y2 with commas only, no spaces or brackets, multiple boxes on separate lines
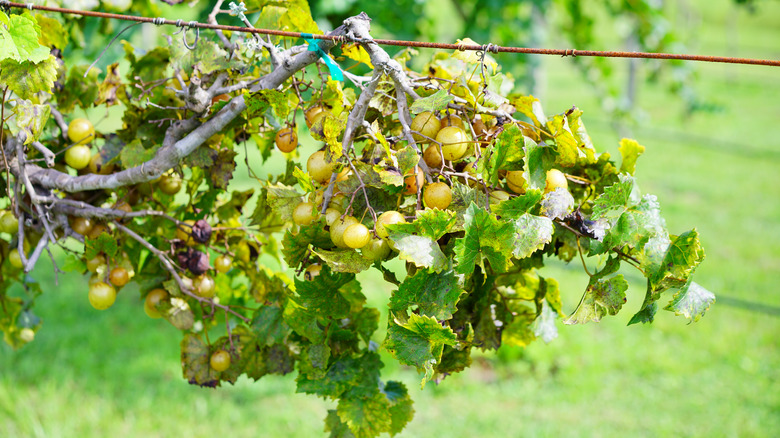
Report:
2,1,780,437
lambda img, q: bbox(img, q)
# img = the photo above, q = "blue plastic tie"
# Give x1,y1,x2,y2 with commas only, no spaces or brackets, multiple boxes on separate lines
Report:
301,33,343,81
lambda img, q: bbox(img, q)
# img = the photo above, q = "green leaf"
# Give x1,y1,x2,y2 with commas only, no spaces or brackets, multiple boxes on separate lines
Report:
524,139,556,190
450,181,487,228
565,258,628,325
482,123,528,185
618,138,645,175
591,174,636,222
664,281,715,323
312,248,373,274
353,308,380,344
453,203,515,274
325,409,356,438
492,189,543,220
389,268,463,320
120,140,159,169
85,232,119,259
298,342,331,381
409,90,454,114
282,222,328,265
60,254,86,273
293,166,315,193
266,182,302,223
602,194,664,250
384,313,457,387
180,334,220,387
296,351,382,398
635,229,706,319
11,99,50,145
250,188,282,230
0,12,50,64
435,345,472,375
123,43,170,88
655,229,705,286
386,210,455,272
383,381,415,436
392,208,455,240
245,89,295,121
284,300,324,342
512,213,553,259
294,266,359,319
628,298,658,326
337,391,392,438
249,266,290,304
282,217,331,269
251,305,290,346
0,55,57,99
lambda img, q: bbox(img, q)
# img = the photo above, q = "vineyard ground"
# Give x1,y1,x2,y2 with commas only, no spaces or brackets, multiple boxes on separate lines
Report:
2,1,779,437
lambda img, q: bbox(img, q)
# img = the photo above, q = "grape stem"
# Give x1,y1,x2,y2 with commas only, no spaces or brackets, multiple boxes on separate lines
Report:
575,236,593,277
13,23,351,193
555,218,642,267
207,0,235,52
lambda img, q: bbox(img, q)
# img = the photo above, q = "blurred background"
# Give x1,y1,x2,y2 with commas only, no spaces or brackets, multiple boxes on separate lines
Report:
2,0,779,436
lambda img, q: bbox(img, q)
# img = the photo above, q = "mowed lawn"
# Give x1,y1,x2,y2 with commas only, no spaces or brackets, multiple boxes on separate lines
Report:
2,2,780,437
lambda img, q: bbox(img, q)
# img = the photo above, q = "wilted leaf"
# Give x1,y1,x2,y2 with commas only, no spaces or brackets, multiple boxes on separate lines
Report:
664,280,715,323
11,99,50,145
1,55,57,99
180,334,220,387
409,90,453,114
512,213,554,259
94,62,123,106
312,248,373,274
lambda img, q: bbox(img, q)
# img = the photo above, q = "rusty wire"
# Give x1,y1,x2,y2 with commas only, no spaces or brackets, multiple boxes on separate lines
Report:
4,1,780,67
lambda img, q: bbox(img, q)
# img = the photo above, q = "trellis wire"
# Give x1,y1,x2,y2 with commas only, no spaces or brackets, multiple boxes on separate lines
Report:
3,1,780,67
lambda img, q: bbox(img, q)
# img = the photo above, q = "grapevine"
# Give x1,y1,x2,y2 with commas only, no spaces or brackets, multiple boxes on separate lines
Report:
0,3,716,437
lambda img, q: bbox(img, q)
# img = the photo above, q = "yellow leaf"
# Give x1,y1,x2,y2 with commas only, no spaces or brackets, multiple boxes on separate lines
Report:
341,43,373,68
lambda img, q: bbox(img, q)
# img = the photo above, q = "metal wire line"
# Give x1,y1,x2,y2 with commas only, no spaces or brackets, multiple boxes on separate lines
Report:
4,1,780,67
